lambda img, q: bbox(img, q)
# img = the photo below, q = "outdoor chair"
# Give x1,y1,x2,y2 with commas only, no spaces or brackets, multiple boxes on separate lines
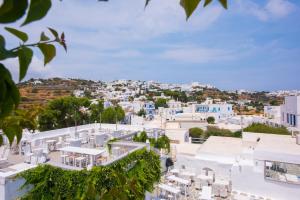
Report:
0,148,10,162
219,188,228,198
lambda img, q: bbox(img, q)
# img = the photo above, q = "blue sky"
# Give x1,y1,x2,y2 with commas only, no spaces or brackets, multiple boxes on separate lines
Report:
2,0,300,91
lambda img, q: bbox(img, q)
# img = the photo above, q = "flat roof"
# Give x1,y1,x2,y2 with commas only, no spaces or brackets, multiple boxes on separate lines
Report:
197,136,243,157
59,146,106,156
0,163,37,178
245,133,300,164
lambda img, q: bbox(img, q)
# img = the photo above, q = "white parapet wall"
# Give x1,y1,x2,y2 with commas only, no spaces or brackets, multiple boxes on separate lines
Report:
0,163,36,200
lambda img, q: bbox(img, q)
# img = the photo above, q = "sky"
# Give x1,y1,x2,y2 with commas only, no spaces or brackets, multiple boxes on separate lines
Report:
1,0,300,91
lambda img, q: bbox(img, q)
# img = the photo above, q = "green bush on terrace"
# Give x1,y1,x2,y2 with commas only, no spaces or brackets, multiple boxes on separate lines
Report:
243,123,290,135
18,148,160,200
133,131,171,153
189,127,205,138
189,126,242,139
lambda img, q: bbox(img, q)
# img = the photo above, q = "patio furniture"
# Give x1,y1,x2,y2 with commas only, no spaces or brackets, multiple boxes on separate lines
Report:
46,139,57,151
167,175,190,197
61,154,69,164
199,186,212,200
59,146,106,167
158,184,180,200
75,156,87,168
180,171,196,180
170,168,180,176
0,148,10,162
219,188,228,198
24,151,34,163
66,138,82,147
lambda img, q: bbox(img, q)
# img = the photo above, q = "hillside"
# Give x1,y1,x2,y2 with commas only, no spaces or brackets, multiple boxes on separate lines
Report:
17,78,100,109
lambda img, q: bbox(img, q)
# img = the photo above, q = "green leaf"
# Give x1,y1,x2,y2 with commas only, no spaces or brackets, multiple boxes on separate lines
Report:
145,0,151,8
48,27,59,40
218,0,227,9
0,0,28,23
18,46,33,81
0,135,3,146
4,27,28,42
9,80,20,106
38,43,56,65
0,64,19,119
22,0,52,26
204,0,213,7
59,32,67,52
0,35,18,60
180,0,201,20
40,32,50,41
3,119,22,145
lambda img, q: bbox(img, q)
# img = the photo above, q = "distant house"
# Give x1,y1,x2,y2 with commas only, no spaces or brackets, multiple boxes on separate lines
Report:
144,101,155,119
73,90,85,97
281,95,300,130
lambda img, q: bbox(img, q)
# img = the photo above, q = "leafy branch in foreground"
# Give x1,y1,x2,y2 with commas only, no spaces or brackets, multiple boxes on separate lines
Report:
0,0,67,145
0,0,227,145
0,27,66,145
146,0,227,19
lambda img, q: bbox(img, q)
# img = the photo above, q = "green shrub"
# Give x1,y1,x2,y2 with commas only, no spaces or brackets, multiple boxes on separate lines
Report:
206,126,232,137
207,116,215,124
134,132,171,152
205,126,242,138
189,127,205,138
19,149,161,200
244,123,290,135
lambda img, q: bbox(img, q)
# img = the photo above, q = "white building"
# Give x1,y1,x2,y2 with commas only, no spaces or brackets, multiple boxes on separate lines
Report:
281,96,300,130
175,132,300,200
158,100,183,121
264,105,282,127
174,98,234,122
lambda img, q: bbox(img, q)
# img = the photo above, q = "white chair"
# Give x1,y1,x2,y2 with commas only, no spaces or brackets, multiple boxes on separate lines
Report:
194,178,201,190
0,146,5,157
220,188,228,198
212,185,220,197
0,148,10,162
199,186,212,200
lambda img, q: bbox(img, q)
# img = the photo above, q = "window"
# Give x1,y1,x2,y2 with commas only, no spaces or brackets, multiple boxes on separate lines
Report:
265,161,300,185
287,113,289,123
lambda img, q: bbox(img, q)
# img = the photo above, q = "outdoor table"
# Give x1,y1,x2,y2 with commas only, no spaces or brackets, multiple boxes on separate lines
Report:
66,138,82,147
75,156,86,168
158,183,180,200
167,175,190,197
212,179,230,197
170,168,180,174
59,146,106,167
181,171,196,178
197,174,214,185
214,179,229,186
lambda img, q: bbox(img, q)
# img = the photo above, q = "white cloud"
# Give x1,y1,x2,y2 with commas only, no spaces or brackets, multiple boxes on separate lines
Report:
2,56,60,82
161,46,235,64
235,0,295,21
266,0,295,18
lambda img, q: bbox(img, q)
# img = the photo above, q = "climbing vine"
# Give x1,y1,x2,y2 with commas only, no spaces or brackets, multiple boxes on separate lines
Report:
133,131,171,153
18,148,161,200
